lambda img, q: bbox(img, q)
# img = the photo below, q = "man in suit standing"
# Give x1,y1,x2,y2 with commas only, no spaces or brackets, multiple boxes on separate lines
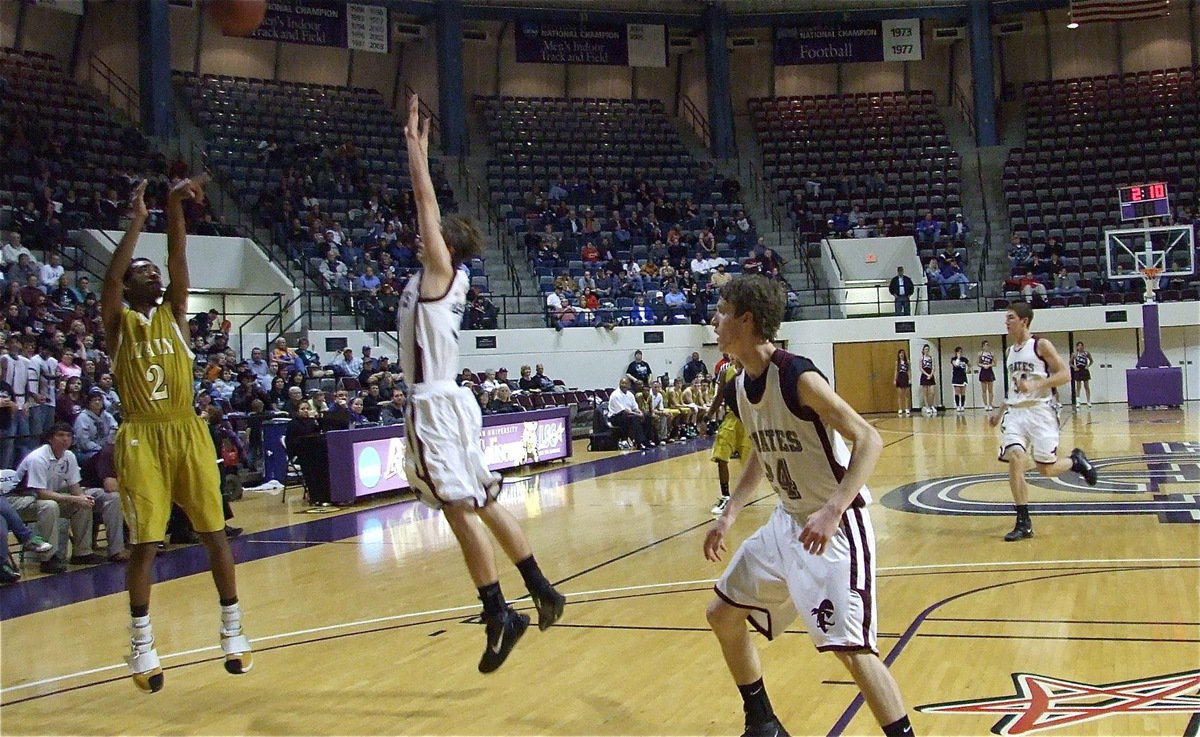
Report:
888,266,915,316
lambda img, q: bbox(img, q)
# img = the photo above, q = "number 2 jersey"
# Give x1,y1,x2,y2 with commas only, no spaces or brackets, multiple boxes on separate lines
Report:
726,349,869,521
111,303,196,421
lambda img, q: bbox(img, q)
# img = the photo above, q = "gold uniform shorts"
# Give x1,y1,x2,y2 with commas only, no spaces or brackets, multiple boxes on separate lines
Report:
115,414,224,544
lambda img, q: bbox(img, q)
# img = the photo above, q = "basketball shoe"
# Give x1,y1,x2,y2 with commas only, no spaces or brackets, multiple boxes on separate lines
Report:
126,618,164,693
1070,448,1098,486
478,607,529,673
711,496,729,515
742,718,790,737
1004,518,1033,542
530,587,566,631
220,603,254,675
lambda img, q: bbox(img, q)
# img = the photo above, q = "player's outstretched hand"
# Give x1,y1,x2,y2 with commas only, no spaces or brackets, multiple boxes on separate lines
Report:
404,94,429,158
169,173,209,203
800,505,839,556
129,179,148,220
987,410,1002,427
703,519,729,562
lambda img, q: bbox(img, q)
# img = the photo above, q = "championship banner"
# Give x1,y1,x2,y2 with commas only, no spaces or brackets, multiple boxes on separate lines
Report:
243,1,390,54
515,21,667,67
775,18,922,65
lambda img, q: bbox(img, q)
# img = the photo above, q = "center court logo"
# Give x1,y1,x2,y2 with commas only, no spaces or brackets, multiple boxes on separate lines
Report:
357,446,382,489
880,442,1200,525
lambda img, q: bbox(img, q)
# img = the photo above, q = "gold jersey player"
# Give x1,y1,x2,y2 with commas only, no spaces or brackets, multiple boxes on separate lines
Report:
705,358,750,516
704,275,913,737
989,302,1097,541
400,94,564,673
101,178,251,693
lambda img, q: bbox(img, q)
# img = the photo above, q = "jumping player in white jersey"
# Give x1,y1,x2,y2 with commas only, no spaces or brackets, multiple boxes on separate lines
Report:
703,275,913,737
989,302,1098,541
399,94,564,673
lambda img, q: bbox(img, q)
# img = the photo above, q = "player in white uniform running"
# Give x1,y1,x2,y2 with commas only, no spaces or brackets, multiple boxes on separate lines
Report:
703,275,913,737
399,94,564,673
989,302,1098,541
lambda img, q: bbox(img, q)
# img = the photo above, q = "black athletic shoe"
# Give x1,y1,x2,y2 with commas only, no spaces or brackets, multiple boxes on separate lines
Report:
39,555,67,574
530,588,565,631
1004,519,1034,542
742,718,791,737
1070,448,1098,486
478,608,529,674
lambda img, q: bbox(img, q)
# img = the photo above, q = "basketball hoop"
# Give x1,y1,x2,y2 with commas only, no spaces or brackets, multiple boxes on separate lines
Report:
1139,266,1163,302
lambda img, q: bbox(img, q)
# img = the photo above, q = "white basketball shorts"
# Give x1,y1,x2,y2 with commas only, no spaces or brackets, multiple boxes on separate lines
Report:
404,383,502,510
715,503,878,653
998,403,1059,464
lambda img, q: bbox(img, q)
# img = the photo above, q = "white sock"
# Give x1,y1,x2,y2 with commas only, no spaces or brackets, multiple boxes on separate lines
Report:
220,603,242,637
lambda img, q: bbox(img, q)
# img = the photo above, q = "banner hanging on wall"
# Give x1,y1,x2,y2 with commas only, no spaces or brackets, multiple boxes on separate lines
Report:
239,0,390,54
515,21,667,67
774,18,922,65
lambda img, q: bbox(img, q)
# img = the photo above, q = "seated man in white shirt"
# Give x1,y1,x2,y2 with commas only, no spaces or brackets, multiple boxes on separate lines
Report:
691,251,712,276
606,378,651,449
15,422,123,566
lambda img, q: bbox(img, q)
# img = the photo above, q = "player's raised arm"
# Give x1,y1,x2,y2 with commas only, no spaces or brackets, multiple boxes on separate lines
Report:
101,180,147,341
164,175,208,326
405,94,453,285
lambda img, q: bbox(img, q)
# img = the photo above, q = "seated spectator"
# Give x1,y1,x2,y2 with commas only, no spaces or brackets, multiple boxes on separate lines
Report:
73,388,117,462
1,232,34,267
318,250,350,292
925,258,948,299
230,369,272,413
577,269,599,296
947,213,970,244
268,376,289,410
56,376,86,424
281,385,306,416
348,397,369,426
940,257,971,299
1008,235,1031,269
607,378,650,449
269,336,299,375
531,364,558,392
545,286,578,330
1043,236,1066,260
663,284,690,321
210,367,237,404
1028,254,1052,278
354,266,382,294
691,251,712,276
885,218,907,238
457,367,477,389
38,252,64,292
16,423,121,567
916,212,942,245
488,385,521,414
1018,269,1048,303
0,492,54,583
327,347,361,378
378,390,407,424
1051,267,1085,297
629,295,655,326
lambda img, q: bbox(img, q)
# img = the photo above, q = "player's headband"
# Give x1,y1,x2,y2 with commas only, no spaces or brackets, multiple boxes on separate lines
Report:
123,258,154,282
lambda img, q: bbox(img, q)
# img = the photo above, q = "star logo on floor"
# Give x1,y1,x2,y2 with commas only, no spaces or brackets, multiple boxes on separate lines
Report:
916,669,1200,735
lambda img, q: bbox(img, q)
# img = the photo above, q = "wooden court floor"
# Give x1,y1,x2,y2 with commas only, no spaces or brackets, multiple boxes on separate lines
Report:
2,403,1198,736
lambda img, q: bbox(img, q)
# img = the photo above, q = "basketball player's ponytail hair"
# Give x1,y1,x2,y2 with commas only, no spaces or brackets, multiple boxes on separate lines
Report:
441,214,484,267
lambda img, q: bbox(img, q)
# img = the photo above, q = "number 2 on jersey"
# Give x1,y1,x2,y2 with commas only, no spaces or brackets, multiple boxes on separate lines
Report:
762,458,802,499
145,364,169,401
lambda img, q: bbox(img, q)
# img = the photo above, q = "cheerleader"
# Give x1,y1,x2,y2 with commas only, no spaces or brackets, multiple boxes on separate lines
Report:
950,346,970,412
919,344,937,415
895,348,912,416
1071,341,1094,406
977,340,996,411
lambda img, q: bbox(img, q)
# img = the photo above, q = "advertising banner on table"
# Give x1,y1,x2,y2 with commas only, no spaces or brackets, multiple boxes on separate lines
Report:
242,1,390,54
774,18,921,65
349,409,572,499
515,21,667,67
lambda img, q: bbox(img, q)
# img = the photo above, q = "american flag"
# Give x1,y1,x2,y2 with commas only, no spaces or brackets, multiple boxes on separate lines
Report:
1070,0,1171,24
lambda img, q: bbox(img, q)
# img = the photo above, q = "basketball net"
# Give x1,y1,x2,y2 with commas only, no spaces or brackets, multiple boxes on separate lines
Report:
1139,266,1162,302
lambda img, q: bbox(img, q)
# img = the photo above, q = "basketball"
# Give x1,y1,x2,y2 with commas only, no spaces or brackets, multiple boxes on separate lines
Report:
205,0,266,37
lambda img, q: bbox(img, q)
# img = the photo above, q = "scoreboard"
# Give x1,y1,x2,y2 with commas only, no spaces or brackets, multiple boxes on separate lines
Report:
1118,182,1170,221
